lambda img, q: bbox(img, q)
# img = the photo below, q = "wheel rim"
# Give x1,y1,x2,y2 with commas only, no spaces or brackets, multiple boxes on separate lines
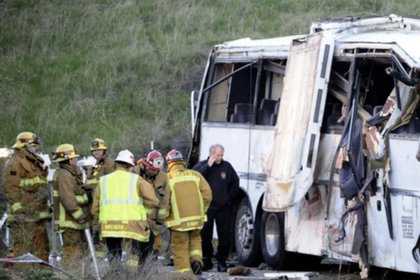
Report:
237,207,254,251
265,213,280,256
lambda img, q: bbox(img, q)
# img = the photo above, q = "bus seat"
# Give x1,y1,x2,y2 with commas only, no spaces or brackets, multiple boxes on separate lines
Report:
257,99,278,125
234,103,253,114
231,113,252,123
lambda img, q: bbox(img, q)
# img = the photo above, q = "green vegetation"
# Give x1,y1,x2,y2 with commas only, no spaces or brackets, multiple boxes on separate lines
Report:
1,0,419,158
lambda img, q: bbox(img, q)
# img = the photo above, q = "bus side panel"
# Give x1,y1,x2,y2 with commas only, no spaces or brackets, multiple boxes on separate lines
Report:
199,123,275,216
285,133,341,256
388,137,420,192
285,184,326,256
394,195,419,273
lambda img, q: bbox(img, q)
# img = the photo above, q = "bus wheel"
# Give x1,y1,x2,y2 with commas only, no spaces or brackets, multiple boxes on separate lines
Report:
260,210,286,269
234,198,261,266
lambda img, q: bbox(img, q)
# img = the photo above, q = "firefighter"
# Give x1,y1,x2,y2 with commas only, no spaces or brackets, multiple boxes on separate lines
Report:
84,138,115,255
84,138,115,198
2,132,50,264
91,149,159,272
52,144,91,273
133,150,170,264
165,149,212,276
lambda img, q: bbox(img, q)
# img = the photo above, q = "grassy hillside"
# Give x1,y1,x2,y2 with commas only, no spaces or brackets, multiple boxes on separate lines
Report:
1,0,419,158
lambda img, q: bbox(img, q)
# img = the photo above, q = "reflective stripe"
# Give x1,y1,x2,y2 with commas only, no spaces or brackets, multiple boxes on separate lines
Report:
75,193,89,205
55,220,88,230
95,251,107,258
72,208,84,220
165,215,204,227
56,190,88,230
38,211,51,219
176,268,192,273
19,176,47,187
8,210,51,222
190,249,202,257
99,171,148,241
166,173,205,229
145,207,153,215
57,197,86,229
100,173,143,206
101,230,148,242
86,178,98,186
126,258,138,267
158,208,168,218
11,203,23,213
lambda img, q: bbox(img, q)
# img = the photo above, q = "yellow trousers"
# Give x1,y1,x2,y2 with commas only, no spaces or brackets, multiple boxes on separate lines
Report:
170,229,202,273
9,220,49,269
61,229,87,276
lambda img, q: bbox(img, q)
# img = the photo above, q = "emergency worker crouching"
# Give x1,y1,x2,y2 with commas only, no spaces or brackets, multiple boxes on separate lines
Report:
52,144,91,273
2,132,50,264
133,150,170,263
91,149,159,272
165,149,212,277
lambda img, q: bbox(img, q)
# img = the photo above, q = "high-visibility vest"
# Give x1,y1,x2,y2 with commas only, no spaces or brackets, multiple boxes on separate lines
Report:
165,170,206,231
99,170,148,241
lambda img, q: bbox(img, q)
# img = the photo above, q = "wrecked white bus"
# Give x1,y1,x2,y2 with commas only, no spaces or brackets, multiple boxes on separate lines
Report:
187,14,420,277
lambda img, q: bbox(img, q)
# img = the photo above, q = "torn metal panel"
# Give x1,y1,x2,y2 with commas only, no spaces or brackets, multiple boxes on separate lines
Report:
264,32,334,211
285,185,326,256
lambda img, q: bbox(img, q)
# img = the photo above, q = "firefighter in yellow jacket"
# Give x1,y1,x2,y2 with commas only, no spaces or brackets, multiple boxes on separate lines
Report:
91,149,159,271
133,150,170,263
84,138,115,197
52,144,91,271
2,132,50,262
165,149,212,276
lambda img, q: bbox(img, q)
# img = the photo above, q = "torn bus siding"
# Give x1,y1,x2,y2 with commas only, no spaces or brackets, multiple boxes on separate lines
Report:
264,32,334,212
189,14,420,277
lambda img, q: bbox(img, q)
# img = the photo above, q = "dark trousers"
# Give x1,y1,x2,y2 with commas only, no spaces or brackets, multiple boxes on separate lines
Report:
106,237,122,261
201,207,231,264
132,232,156,263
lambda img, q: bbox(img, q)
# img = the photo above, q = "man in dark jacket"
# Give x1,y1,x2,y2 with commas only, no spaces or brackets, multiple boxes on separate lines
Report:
193,144,239,272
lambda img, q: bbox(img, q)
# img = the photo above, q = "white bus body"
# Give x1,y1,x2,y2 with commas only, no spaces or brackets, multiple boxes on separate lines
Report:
188,14,420,276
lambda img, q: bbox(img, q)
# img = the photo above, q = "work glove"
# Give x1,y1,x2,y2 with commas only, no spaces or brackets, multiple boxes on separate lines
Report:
42,166,49,177
149,218,165,235
77,212,93,224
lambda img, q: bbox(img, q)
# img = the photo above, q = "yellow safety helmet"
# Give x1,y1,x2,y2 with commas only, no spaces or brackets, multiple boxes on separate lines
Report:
12,131,41,149
90,138,107,151
52,144,80,162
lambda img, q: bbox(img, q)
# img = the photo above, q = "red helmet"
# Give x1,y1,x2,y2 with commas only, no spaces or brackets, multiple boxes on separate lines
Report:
145,150,164,173
166,149,184,164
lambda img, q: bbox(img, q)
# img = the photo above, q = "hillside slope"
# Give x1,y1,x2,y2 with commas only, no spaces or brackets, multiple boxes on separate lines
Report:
1,0,419,158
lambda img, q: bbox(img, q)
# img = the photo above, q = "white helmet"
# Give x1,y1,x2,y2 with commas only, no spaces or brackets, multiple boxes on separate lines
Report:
115,149,135,166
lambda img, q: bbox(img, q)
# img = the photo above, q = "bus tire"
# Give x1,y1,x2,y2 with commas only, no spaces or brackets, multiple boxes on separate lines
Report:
260,210,286,269
234,198,261,266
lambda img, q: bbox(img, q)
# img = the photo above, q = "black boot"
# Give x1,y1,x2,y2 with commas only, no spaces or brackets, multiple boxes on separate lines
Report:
202,259,213,271
217,262,227,272
191,261,202,275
